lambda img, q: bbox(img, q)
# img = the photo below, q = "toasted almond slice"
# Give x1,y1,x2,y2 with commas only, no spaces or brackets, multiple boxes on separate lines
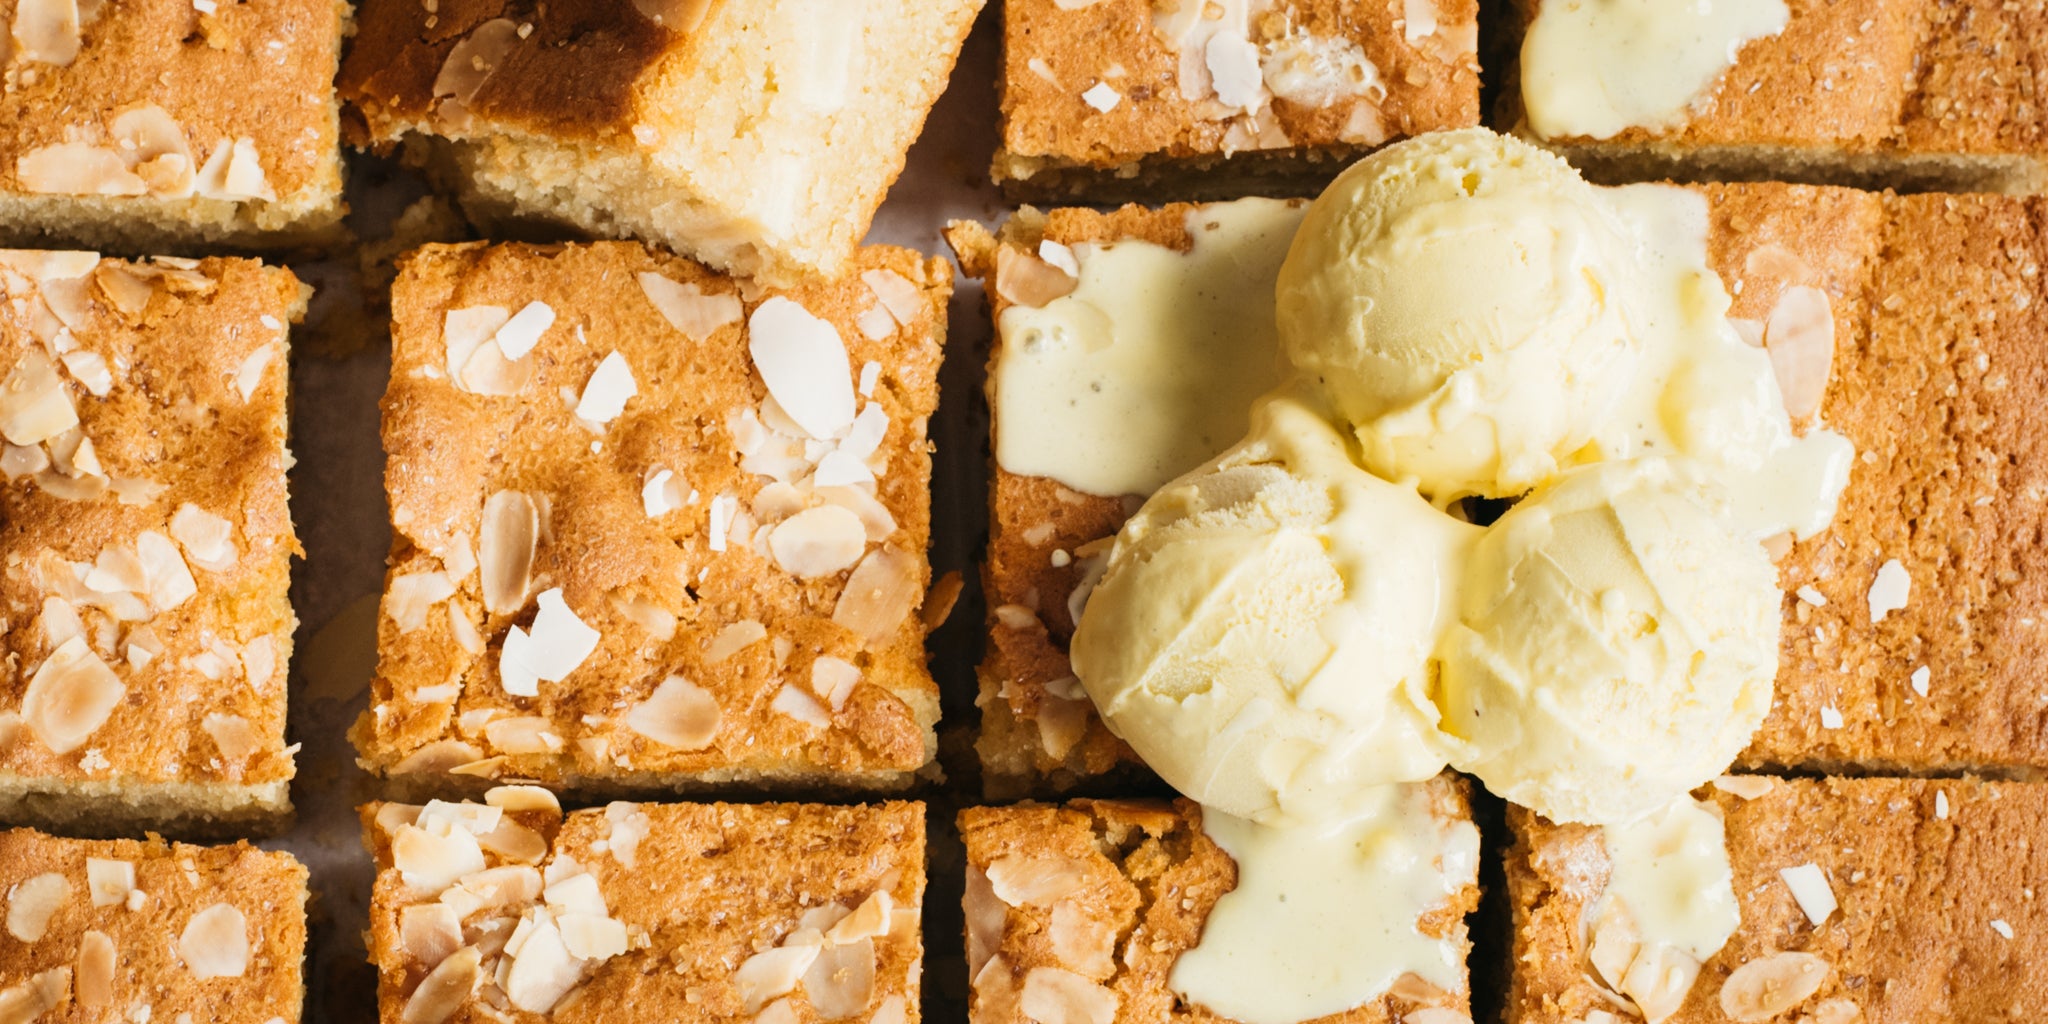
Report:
22,636,123,755
0,968,71,1023
110,104,195,198
624,675,721,749
394,823,487,896
768,505,867,578
1808,997,1863,1024
180,903,249,978
483,715,561,755
861,269,925,326
1779,863,1838,926
201,713,261,764
403,945,480,1024
484,785,560,813
737,945,820,1013
504,914,583,1012
392,739,485,775
994,246,1079,308
748,297,855,439
442,306,511,378
1764,285,1834,420
986,855,1090,908
1036,696,1090,760
498,589,599,698
803,936,876,1019
1019,966,1119,1024
432,18,520,104
169,503,237,572
85,859,133,909
388,571,457,634
809,656,861,712
401,904,464,969
770,685,830,729
1713,775,1775,800
832,546,920,641
75,929,114,1005
608,590,678,641
13,0,81,64
826,891,893,946
964,867,1004,976
1621,942,1699,1023
191,137,275,201
704,619,766,664
5,873,68,942
441,865,542,918
0,349,78,446
1719,951,1829,1022
479,490,538,616
18,143,149,195
58,350,112,397
557,912,628,960
603,802,650,868
639,271,741,340
1049,902,1116,979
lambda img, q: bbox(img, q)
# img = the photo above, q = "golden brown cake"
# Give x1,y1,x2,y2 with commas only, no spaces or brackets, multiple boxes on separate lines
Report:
958,776,1481,1024
0,251,302,835
363,790,925,1023
994,0,1480,201
0,0,349,251
1494,0,2048,193
357,240,947,795
0,827,308,1022
1507,777,2048,1023
338,0,984,285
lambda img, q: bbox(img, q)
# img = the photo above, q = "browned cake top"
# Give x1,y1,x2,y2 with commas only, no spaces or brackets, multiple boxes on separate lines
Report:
0,828,308,1022
1508,777,2048,1023
1002,0,1479,167
362,240,947,784
959,777,1478,1024
1503,0,2048,157
0,0,344,205
365,793,925,1023
0,252,301,788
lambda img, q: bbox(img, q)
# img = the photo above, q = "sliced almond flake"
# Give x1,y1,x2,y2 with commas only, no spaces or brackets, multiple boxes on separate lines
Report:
433,17,519,105
1778,863,1837,926
964,868,1003,976
709,493,738,552
748,297,856,439
484,715,562,755
0,968,71,1023
1807,998,1863,1024
1080,81,1121,111
202,713,261,763
1713,775,1775,799
1205,30,1264,108
857,360,881,397
479,490,538,616
419,799,504,837
855,303,895,341
544,872,605,915
736,945,821,1013
448,605,485,655
191,137,275,201
1935,790,1950,819
498,588,599,697
31,467,105,501
993,246,1078,309
44,426,99,478
235,346,276,402
1765,285,1835,420
987,855,1090,908
1868,559,1909,623
1036,696,1090,760
401,904,464,969
1819,705,1843,729
22,636,124,754
1049,902,1116,978
484,784,560,813
1020,966,1120,1024
503,914,582,1013
705,620,767,664
6,872,69,941
1037,241,1080,278
603,802,649,868
770,685,830,729
825,891,893,946
94,262,154,316
1719,951,1828,1022
18,143,149,196
179,903,249,978
459,333,533,397
624,675,721,749
802,936,876,1018
833,546,920,641
642,467,686,517
492,301,555,360
814,485,897,544
609,590,679,641
1910,666,1931,697
768,505,866,578
110,104,196,198
1795,585,1826,607
394,823,487,896
13,0,82,64
443,306,512,378
38,596,82,649
441,865,542,919
108,475,166,505
477,819,548,865
170,503,237,572
557,912,628,961
810,656,861,712
387,571,458,634
1,443,48,479
751,480,810,524
812,449,873,488
58,350,112,397
868,995,908,1024
637,272,742,340
402,944,480,1024
75,928,114,1006
861,269,925,327
0,348,78,446
134,530,196,612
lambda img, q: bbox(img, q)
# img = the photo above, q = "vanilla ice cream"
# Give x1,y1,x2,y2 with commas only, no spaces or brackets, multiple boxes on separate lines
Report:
1275,129,1645,502
1070,394,1477,825
1437,457,1780,825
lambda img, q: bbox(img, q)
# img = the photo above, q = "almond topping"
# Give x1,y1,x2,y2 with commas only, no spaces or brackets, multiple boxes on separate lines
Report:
638,272,741,340
498,588,600,698
624,675,721,749
1049,902,1116,978
484,785,561,813
179,903,249,978
748,297,855,439
860,269,924,326
432,18,520,107
17,143,148,195
483,715,561,755
22,636,123,754
394,823,487,896
575,351,638,423
479,490,538,615
12,0,82,64
59,350,111,397
1719,952,1829,1022
134,530,196,611
1019,966,1119,1024
85,859,132,908
831,546,920,641
1,349,78,446
641,466,688,517
736,946,821,1013
1868,559,1909,623
987,855,1091,908
388,571,458,634
1036,696,1091,760
802,937,876,1019
503,915,582,1012
1807,997,1863,1024
770,685,830,729
826,891,894,946
704,619,767,663
1621,942,1699,1022
402,945,480,1024
75,929,114,1006
0,968,71,1023
110,104,196,198
5,873,68,942
202,713,261,763
768,505,867,578
1764,285,1834,420
809,656,861,712
476,819,548,864
169,503,237,571
994,246,1079,308
1713,775,1775,799
191,138,274,201
964,868,1004,976
1778,863,1838,926
400,904,463,969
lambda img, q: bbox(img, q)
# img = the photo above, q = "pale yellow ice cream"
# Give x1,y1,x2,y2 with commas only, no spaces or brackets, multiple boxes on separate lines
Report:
1275,128,1645,502
1436,457,1780,825
1070,394,1477,826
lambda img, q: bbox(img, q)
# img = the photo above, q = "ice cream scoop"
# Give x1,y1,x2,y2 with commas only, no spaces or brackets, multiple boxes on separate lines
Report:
1436,457,1781,825
1069,393,1478,826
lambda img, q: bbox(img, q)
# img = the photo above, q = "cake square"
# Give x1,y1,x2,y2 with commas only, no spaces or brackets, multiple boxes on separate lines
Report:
0,827,308,1022
0,251,302,835
1507,777,2048,1023
0,0,348,250
958,775,1480,1024
994,0,1481,201
1495,0,2048,193
1740,191,2048,775
358,240,948,794
338,0,984,285
946,198,1306,796
364,790,925,1023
